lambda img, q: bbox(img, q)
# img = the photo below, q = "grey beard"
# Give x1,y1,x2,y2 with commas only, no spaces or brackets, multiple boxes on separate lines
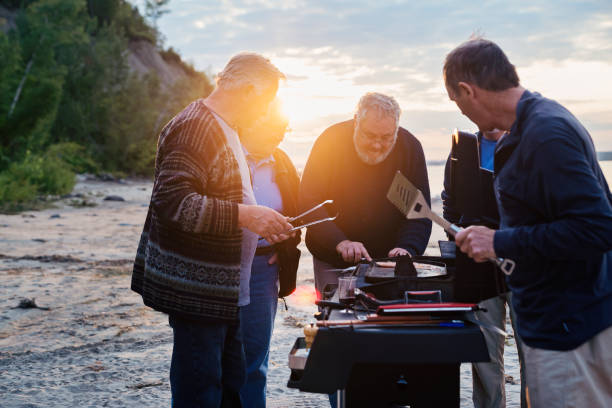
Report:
354,140,395,165
353,125,397,165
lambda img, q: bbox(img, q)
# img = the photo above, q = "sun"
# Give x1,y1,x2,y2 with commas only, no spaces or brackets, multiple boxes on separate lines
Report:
273,54,369,128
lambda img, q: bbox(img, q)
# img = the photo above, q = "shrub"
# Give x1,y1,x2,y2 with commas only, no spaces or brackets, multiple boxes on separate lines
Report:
34,154,76,194
0,150,76,211
0,171,38,207
45,142,99,174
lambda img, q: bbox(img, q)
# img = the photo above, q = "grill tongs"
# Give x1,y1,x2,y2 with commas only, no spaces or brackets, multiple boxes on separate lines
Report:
288,199,338,232
387,171,516,276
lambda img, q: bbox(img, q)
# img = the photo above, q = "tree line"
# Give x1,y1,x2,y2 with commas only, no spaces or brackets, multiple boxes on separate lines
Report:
0,0,213,211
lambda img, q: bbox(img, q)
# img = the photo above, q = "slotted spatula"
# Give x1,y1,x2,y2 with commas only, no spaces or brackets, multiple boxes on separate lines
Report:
387,171,515,275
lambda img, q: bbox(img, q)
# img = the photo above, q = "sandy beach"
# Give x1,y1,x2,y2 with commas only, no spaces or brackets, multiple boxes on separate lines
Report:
0,177,523,407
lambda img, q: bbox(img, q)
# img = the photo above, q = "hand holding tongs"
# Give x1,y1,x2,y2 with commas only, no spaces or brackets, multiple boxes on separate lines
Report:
288,199,338,232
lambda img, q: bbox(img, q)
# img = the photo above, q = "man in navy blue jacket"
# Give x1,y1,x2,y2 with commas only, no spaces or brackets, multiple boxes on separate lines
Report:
444,38,612,407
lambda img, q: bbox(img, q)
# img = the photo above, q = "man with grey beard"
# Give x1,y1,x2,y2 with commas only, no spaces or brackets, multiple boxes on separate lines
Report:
299,92,432,295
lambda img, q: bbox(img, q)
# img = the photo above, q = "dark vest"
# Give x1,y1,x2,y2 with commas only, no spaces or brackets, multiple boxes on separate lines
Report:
449,131,507,302
271,148,301,298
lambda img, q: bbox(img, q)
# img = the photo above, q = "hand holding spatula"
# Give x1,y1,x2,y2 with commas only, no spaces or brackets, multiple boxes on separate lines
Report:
387,171,515,275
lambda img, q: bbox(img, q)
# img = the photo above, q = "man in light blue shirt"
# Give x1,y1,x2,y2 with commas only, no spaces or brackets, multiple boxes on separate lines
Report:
245,151,284,228
239,103,301,408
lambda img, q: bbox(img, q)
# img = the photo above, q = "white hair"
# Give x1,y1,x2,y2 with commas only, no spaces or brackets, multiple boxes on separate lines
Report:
355,92,401,128
216,52,285,94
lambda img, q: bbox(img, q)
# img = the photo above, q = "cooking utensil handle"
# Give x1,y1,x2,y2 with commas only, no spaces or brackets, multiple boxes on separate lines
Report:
448,223,462,236
436,218,516,275
491,257,516,275
428,211,460,237
288,215,337,232
289,200,333,223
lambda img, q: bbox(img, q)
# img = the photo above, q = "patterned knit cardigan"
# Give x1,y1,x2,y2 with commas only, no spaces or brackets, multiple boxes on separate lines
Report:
131,100,244,322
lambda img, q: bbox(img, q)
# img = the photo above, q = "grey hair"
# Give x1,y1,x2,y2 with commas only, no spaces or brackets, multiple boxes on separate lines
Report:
216,52,285,94
355,92,401,128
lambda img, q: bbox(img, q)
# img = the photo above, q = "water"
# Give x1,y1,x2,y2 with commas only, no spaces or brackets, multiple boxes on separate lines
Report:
427,160,611,201
600,160,612,184
427,164,445,200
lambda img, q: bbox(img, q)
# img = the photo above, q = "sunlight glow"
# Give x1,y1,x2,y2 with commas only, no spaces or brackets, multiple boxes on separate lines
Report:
269,50,612,164
273,53,370,126
289,284,320,306
520,59,612,115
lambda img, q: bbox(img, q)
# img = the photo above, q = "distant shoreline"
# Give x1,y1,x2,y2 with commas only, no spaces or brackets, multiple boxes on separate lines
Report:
598,151,612,161
425,151,612,166
426,160,447,166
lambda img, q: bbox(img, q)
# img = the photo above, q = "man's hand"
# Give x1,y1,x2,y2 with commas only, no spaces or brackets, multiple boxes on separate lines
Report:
388,247,411,257
238,204,293,244
455,226,496,262
336,240,372,264
268,253,278,265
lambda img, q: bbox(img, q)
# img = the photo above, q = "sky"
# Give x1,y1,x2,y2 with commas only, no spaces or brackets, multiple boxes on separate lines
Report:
132,0,612,166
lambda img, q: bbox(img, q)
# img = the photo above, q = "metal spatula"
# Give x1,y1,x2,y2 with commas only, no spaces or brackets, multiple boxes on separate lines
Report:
387,171,515,275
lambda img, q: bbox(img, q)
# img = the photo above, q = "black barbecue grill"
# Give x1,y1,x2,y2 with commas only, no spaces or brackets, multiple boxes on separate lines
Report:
287,253,491,408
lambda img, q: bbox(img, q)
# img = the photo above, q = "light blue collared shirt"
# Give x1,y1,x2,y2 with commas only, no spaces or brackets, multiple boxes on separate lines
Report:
480,137,497,171
243,147,284,247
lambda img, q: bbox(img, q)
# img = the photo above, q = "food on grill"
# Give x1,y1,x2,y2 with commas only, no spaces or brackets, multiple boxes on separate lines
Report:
413,262,447,277
376,261,396,268
367,261,447,280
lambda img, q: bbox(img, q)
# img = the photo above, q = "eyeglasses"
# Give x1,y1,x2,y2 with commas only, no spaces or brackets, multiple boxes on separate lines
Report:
356,127,396,146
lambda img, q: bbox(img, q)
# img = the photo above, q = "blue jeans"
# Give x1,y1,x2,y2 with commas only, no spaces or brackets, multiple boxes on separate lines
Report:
239,253,279,408
169,315,246,408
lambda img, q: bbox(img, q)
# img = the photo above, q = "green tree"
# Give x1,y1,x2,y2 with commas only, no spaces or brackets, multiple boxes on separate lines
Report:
86,0,120,27
1,1,38,9
0,31,22,167
0,0,214,211
144,0,170,31
1,0,90,166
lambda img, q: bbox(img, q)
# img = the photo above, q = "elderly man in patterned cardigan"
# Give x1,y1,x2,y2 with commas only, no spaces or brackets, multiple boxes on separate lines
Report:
131,53,293,407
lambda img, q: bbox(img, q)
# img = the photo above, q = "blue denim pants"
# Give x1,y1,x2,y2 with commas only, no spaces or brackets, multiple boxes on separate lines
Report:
239,253,279,408
169,314,246,408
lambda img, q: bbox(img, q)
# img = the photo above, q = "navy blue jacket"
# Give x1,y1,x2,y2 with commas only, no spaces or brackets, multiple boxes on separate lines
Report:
494,90,612,350
299,120,432,268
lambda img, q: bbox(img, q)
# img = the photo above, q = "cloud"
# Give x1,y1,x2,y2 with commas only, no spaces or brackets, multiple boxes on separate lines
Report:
139,0,612,162
520,59,612,112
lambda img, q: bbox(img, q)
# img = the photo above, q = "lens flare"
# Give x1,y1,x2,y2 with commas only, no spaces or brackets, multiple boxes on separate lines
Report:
289,284,319,306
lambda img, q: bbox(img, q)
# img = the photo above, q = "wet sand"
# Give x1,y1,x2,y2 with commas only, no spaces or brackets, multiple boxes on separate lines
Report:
0,178,522,407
